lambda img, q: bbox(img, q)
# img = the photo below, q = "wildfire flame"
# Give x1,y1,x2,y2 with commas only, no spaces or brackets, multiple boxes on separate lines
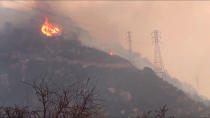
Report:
109,51,114,56
41,17,61,37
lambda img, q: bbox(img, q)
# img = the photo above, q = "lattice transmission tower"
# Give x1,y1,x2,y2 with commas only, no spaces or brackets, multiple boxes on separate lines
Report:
126,31,133,62
195,76,200,91
151,30,165,79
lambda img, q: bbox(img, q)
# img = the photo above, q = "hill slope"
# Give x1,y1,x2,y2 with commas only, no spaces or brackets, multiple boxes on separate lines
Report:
0,8,209,118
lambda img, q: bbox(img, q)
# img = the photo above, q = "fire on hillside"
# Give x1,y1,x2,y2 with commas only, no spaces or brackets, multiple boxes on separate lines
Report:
41,17,61,37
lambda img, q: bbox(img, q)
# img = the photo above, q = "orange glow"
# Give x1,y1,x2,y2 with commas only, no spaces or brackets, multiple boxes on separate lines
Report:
109,51,113,56
41,17,61,37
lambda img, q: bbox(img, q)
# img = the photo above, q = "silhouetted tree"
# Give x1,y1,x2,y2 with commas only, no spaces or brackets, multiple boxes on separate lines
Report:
136,105,174,118
0,77,102,118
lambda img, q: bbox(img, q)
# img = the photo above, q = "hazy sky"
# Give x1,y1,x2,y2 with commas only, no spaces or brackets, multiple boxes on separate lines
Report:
2,1,210,98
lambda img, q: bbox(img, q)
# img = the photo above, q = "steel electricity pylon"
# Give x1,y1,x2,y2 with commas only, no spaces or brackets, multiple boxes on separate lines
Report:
126,31,133,62
151,30,165,79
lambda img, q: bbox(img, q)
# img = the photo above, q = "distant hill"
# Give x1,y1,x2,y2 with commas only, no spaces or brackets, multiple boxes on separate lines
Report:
0,8,209,118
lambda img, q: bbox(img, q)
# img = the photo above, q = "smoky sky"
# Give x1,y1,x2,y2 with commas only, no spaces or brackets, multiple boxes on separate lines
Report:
2,1,210,99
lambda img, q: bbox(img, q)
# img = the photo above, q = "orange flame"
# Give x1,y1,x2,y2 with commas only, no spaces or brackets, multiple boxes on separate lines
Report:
41,17,61,37
109,51,113,56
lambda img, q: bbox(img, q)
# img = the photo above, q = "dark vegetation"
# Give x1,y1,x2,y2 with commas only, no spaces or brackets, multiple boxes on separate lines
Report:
0,77,102,118
0,75,175,118
136,105,174,118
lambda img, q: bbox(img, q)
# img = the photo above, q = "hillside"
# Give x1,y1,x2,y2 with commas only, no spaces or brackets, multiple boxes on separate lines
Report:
0,8,209,118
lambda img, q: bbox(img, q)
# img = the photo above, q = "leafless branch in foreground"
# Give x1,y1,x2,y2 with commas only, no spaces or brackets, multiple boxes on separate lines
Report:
0,76,102,118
